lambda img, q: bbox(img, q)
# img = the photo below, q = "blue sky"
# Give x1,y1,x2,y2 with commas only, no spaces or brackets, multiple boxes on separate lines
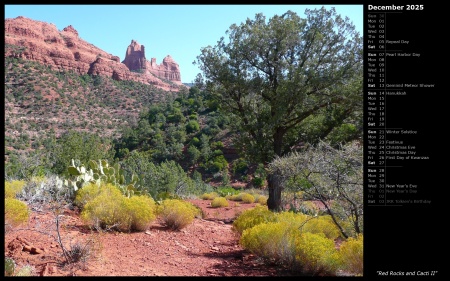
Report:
5,4,363,84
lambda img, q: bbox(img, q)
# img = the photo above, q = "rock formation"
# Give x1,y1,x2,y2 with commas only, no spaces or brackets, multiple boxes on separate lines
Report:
122,40,147,71
122,40,182,84
150,55,182,82
4,16,184,91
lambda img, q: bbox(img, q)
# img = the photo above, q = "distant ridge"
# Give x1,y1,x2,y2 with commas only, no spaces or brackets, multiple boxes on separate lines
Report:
4,16,186,92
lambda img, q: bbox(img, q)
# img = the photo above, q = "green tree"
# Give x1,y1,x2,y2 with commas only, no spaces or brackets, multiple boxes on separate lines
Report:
187,145,201,166
195,7,362,211
145,104,164,124
186,120,200,134
119,150,154,184
199,134,212,161
5,150,49,180
51,130,115,176
114,126,140,159
120,151,196,199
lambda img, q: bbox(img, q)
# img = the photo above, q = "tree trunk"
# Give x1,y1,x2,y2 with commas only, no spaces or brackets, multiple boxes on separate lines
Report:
267,128,285,212
267,173,282,212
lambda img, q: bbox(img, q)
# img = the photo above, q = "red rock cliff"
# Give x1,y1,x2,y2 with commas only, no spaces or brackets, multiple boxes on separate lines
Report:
122,40,182,85
4,16,184,91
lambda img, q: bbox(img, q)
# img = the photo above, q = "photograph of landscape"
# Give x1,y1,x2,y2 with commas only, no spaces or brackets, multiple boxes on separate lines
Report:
5,3,440,278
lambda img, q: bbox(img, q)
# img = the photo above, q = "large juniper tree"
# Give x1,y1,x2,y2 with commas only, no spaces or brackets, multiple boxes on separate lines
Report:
195,7,362,211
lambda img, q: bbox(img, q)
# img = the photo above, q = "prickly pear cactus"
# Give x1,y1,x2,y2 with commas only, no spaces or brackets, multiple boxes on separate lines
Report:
65,159,147,197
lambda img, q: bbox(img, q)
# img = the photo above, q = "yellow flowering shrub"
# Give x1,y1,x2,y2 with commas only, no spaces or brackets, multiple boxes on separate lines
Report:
156,199,200,230
338,234,363,275
5,180,26,198
5,198,29,227
210,197,229,208
232,205,275,234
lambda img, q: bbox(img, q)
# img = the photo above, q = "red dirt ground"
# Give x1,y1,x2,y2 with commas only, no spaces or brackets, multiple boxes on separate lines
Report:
5,199,301,277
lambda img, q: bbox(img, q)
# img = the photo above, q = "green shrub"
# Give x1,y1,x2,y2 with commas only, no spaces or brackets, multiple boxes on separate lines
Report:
216,186,240,197
186,120,200,133
232,205,276,234
122,195,157,231
123,159,195,199
212,141,224,150
294,232,340,275
240,221,299,265
211,197,229,208
5,198,29,227
156,199,200,230
5,180,26,198
232,158,248,175
240,193,255,204
252,177,264,188
190,137,200,148
338,234,363,275
209,155,228,172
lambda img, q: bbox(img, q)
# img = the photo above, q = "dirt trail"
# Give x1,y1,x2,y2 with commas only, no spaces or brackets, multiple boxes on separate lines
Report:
4,199,295,276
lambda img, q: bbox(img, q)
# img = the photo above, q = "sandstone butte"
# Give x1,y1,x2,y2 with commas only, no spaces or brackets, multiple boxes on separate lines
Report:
4,16,185,92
